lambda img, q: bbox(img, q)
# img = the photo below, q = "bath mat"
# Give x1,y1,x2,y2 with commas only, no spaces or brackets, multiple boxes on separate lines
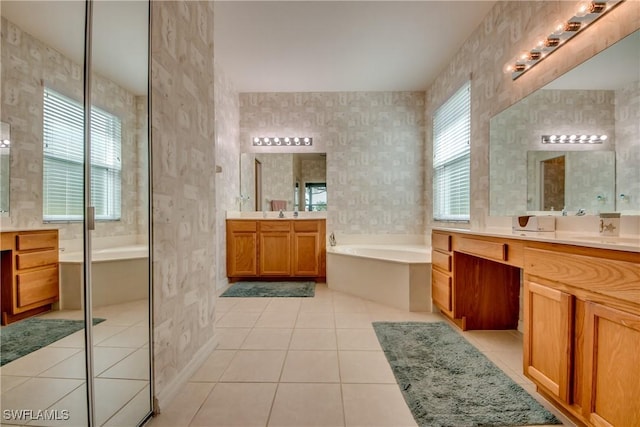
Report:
0,317,105,366
373,321,561,427
220,281,315,298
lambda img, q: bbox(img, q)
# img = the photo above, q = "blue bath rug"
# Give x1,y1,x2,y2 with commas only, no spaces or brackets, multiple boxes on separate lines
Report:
373,321,561,427
1,317,105,366
220,281,315,298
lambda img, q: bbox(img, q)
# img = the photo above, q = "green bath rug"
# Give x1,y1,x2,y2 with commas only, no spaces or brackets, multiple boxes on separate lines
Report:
220,281,315,297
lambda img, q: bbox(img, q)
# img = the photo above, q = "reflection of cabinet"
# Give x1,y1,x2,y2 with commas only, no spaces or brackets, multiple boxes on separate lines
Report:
227,219,326,280
1,229,59,325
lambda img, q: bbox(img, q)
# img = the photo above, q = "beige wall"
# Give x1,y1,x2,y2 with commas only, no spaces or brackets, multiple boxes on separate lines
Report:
151,0,217,403
425,0,640,229
616,81,640,212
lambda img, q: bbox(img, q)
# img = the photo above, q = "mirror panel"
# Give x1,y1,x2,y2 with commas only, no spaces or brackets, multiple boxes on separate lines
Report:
0,122,9,214
240,152,327,211
490,30,640,216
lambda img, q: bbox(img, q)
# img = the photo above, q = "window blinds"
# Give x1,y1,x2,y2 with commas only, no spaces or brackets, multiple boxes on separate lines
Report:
433,81,471,221
43,88,122,221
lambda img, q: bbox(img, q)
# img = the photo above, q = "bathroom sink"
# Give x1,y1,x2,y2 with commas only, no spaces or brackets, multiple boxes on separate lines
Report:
570,236,639,245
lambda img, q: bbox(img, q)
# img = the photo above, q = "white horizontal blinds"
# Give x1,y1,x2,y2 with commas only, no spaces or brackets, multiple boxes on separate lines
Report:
433,81,471,221
43,88,122,221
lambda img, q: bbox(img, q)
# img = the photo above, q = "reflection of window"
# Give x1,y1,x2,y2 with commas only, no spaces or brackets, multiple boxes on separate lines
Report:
43,88,121,221
305,182,327,211
433,81,470,221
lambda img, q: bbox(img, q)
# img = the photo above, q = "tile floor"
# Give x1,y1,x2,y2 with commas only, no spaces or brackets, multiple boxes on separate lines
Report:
148,283,575,427
0,300,151,426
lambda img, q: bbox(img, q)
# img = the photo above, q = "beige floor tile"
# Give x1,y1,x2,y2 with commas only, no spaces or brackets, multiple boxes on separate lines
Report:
333,299,368,313
342,384,417,427
94,378,148,425
220,350,286,382
264,298,302,312
214,328,251,349
334,313,372,329
281,351,340,383
241,329,293,350
191,350,236,382
98,348,151,380
462,329,522,352
215,297,241,312
492,349,524,373
336,329,382,350
0,376,30,395
299,299,334,313
289,329,337,350
295,311,335,329
1,347,82,377
104,384,152,426
91,324,130,345
338,351,395,384
0,377,83,414
24,383,88,427
254,311,298,328
268,383,344,427
46,330,85,349
190,382,276,427
215,312,261,328
97,326,148,348
229,298,271,313
147,382,214,427
39,347,136,379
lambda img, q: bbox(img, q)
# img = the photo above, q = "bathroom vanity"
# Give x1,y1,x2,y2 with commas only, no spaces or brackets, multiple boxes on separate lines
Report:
1,229,59,325
227,218,326,281
431,228,639,427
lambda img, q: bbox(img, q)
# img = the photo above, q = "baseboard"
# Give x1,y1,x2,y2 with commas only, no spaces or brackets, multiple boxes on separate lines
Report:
517,320,524,333
154,335,218,413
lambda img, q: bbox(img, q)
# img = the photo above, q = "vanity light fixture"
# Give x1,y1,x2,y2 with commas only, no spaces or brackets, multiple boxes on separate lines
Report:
252,137,313,147
542,134,607,144
506,0,624,80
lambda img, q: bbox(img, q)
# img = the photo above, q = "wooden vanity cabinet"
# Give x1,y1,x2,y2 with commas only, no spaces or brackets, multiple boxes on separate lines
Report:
227,219,326,281
1,229,60,325
431,232,453,317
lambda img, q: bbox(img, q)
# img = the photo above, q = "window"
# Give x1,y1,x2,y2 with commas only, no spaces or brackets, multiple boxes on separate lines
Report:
433,81,471,221
43,88,121,221
305,183,327,211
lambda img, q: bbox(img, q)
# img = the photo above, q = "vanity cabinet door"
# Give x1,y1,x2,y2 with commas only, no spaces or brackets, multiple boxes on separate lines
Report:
524,280,573,403
260,231,291,276
582,303,640,427
227,221,258,277
292,232,320,276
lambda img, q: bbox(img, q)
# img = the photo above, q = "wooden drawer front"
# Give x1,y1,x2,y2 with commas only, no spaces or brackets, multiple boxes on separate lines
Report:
459,238,506,262
227,220,257,232
16,232,57,251
432,269,452,312
525,248,640,303
16,250,58,270
260,221,291,232
432,233,451,252
293,220,320,232
432,250,451,272
17,266,59,307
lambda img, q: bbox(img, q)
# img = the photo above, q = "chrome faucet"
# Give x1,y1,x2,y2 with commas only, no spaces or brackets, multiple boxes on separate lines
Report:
561,207,568,216
278,209,284,218
576,208,586,216
329,232,336,247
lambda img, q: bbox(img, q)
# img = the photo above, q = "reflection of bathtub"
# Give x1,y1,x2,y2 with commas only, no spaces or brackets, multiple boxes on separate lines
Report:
327,244,432,312
59,245,149,309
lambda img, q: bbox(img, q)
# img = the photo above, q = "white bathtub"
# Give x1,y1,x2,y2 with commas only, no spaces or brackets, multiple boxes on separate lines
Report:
327,244,432,312
58,245,149,309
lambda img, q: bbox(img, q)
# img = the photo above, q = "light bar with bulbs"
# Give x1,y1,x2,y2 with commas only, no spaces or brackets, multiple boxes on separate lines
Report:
541,134,607,144
506,0,624,80
252,137,313,147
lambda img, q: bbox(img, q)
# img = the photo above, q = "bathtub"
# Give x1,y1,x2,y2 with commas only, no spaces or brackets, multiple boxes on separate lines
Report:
327,244,432,312
58,245,149,309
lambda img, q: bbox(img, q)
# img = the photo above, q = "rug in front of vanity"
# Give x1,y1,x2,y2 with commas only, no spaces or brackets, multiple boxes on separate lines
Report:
1,317,105,366
372,321,561,427
220,281,315,297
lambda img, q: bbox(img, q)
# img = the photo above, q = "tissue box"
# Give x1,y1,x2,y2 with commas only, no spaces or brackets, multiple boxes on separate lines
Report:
512,216,556,232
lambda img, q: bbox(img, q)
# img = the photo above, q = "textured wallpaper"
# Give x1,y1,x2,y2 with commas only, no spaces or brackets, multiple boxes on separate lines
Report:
490,89,616,215
151,0,217,402
239,92,426,235
0,16,144,241
425,0,639,229
616,81,640,212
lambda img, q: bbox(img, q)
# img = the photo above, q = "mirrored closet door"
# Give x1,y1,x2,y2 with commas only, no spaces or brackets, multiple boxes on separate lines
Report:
0,1,152,425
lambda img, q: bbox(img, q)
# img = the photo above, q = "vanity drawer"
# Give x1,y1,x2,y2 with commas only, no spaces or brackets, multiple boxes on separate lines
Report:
16,250,58,270
260,221,291,232
16,266,59,307
432,250,452,272
293,221,319,232
459,238,506,262
432,269,452,312
227,220,257,232
432,233,451,252
16,232,57,251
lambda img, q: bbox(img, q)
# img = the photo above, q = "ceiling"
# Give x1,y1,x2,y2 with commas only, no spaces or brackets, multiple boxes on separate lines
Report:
214,1,496,92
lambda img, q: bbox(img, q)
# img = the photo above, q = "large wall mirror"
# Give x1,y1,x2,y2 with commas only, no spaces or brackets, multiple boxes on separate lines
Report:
240,152,327,212
490,30,639,216
1,1,151,425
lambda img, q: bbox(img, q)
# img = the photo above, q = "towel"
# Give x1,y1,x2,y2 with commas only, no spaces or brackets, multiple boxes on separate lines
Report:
270,200,287,211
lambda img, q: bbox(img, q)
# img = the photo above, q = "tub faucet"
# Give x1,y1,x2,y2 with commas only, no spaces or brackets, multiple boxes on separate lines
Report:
329,232,336,247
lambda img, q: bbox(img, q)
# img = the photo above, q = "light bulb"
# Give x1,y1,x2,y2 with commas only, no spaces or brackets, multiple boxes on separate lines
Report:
284,137,290,143
600,135,607,141
552,20,564,36
580,135,588,140
560,135,567,141
253,137,260,143
569,134,577,141
575,1,589,17
263,137,270,143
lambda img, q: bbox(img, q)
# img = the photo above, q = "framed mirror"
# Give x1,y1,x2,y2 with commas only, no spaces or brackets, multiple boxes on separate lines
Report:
0,122,9,214
489,30,639,216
